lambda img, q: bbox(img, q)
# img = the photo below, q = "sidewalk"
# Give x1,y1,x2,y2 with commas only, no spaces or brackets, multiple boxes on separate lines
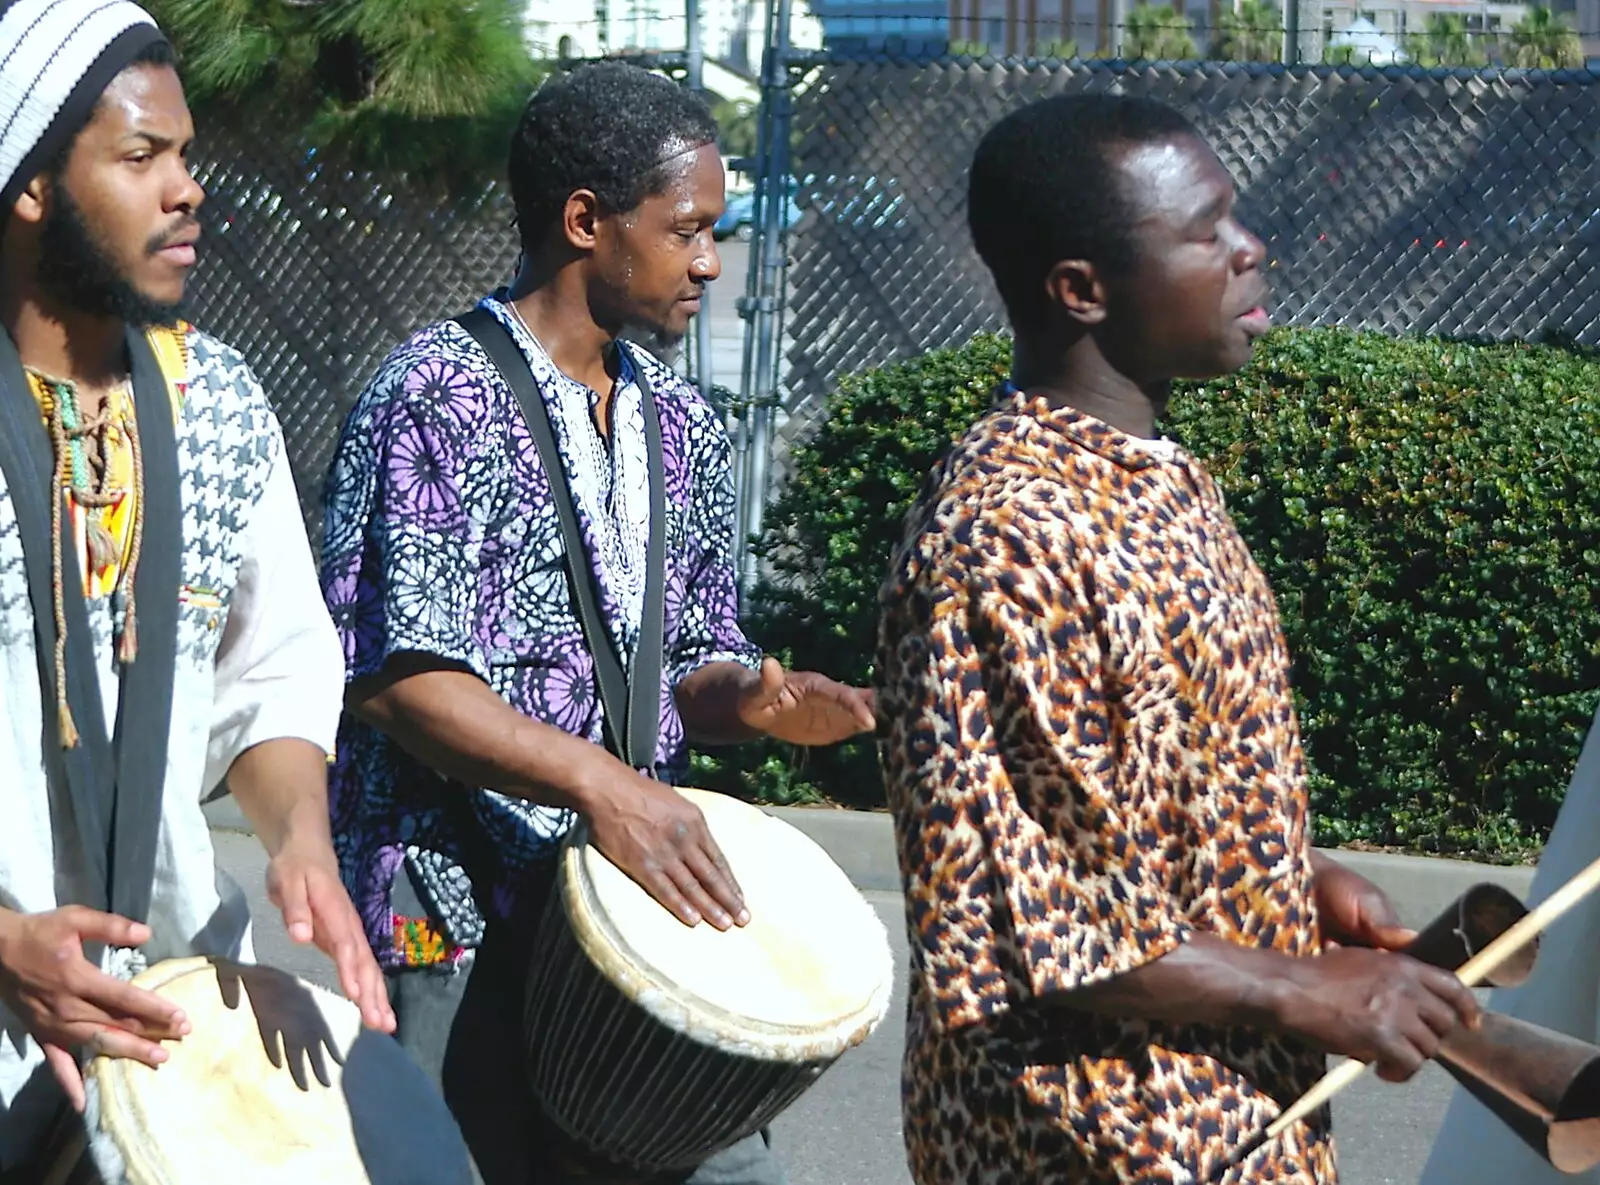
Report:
203,796,1536,930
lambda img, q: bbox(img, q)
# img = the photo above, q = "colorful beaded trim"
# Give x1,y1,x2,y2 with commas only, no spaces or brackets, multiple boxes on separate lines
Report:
391,913,467,968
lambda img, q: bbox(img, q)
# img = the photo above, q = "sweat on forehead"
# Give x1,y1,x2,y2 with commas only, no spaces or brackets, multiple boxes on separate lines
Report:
508,61,720,246
0,0,169,214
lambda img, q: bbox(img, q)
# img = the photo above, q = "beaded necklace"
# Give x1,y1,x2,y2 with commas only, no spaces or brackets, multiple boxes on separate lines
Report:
24,368,145,747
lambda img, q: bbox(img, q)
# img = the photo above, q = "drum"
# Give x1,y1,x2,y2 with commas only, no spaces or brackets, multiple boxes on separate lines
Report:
525,788,895,1174
37,957,473,1185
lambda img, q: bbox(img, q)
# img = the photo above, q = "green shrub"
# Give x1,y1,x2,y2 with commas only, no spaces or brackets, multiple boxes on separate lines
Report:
701,328,1600,859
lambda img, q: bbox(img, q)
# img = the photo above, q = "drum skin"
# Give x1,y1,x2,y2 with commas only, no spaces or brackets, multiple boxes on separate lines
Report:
39,957,472,1185
525,789,894,1173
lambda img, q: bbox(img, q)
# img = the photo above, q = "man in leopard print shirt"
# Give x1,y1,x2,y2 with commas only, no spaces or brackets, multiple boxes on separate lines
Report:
874,95,1480,1185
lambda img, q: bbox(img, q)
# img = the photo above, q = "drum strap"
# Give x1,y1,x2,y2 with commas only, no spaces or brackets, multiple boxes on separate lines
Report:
455,308,666,772
0,327,180,925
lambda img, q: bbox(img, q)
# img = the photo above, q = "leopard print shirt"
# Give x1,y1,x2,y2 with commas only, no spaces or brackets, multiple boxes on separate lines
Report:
875,390,1336,1185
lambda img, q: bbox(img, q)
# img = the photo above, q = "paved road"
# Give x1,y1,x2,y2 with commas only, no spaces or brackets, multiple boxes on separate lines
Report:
702,238,749,393
217,830,1469,1185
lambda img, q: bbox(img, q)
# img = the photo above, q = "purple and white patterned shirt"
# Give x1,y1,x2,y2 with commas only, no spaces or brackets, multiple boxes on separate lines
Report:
320,295,762,968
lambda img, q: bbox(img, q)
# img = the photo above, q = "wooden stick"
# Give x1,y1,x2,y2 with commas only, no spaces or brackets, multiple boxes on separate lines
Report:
1226,850,1600,1173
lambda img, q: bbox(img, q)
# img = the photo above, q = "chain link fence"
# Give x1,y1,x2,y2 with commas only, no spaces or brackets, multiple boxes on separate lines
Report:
175,62,1600,538
780,57,1600,443
182,116,519,548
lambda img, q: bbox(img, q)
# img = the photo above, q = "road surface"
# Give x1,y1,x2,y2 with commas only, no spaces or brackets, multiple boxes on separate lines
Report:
215,829,1464,1185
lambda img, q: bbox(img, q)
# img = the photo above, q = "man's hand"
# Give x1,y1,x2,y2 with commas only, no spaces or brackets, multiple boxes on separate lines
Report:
1312,850,1415,951
228,738,395,1035
0,906,191,1111
1278,945,1480,1082
350,663,751,931
265,843,395,1034
734,657,876,746
584,772,750,932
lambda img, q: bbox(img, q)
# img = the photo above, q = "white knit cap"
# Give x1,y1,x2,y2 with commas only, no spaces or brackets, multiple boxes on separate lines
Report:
0,0,167,213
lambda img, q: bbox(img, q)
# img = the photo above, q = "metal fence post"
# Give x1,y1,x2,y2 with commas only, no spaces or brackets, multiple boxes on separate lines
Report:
686,0,716,404
734,0,794,594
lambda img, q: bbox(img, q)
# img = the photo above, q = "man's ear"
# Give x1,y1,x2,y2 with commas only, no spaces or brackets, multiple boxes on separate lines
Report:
10,173,51,229
559,188,603,252
1045,258,1109,327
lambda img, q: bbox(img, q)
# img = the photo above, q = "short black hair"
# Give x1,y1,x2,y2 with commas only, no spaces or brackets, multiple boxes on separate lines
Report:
968,94,1200,330
509,62,720,249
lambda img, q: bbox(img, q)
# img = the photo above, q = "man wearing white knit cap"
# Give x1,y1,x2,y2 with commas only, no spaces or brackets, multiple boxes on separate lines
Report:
0,1,394,1173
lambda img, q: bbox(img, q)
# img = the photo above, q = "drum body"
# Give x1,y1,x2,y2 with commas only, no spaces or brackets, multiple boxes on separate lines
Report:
525,788,895,1173
36,957,472,1185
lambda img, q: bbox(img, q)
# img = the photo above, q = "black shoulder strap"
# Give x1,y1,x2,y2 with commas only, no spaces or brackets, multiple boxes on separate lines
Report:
0,328,178,921
0,330,115,911
109,328,181,923
454,308,665,772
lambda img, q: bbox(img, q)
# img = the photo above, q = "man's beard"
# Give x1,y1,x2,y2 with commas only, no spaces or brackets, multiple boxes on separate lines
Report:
36,183,185,329
620,319,684,364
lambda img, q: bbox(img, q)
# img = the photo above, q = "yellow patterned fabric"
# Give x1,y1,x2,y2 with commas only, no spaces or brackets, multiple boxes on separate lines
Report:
26,324,187,599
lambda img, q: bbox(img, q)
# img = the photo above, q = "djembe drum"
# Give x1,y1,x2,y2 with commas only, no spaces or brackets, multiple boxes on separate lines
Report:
525,788,895,1173
38,957,473,1185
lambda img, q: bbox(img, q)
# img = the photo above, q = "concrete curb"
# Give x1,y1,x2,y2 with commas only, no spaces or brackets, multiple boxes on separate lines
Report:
764,806,1539,931
205,797,1536,931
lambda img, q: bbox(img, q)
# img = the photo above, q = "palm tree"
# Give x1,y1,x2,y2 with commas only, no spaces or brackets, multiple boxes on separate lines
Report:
147,0,542,185
1509,5,1583,67
1404,13,1488,66
1123,3,1200,59
1212,0,1282,61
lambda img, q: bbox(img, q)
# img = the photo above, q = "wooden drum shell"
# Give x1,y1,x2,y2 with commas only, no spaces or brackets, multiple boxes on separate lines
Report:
526,896,832,1172
524,789,894,1175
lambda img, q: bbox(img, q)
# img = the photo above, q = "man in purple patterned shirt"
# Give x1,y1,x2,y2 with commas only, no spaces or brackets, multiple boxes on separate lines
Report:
319,63,873,1185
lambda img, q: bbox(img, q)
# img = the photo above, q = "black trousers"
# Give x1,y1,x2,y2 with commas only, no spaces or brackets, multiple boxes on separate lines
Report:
385,879,788,1185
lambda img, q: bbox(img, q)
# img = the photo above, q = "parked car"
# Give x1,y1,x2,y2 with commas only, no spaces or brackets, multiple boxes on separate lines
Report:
715,174,911,241
715,180,803,241
808,173,908,235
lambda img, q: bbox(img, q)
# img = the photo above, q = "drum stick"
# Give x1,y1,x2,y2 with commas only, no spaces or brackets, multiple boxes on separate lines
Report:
1223,849,1600,1175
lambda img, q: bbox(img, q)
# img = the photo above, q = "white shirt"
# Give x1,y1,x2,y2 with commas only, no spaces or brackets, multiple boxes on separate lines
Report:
0,327,343,1169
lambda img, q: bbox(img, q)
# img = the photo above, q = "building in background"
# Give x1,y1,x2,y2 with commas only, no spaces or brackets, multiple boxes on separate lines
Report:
1314,0,1531,59
814,0,1598,58
1579,0,1600,55
809,0,949,51
943,0,1096,55
525,0,823,67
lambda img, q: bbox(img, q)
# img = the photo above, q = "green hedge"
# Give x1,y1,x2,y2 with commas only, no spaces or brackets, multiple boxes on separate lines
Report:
694,328,1600,860
691,335,1012,806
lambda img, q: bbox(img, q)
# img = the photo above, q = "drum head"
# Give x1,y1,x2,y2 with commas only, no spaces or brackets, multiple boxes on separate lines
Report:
88,958,472,1185
564,789,893,1061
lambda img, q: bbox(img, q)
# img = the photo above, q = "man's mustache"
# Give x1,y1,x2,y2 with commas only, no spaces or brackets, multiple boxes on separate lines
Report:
146,217,201,255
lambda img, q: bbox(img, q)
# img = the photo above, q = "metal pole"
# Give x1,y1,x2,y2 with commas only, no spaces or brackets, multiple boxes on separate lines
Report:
685,0,715,405
738,0,792,594
1284,0,1301,61
729,0,778,579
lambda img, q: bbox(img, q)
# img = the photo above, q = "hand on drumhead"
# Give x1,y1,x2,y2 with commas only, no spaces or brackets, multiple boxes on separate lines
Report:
266,847,397,1035
735,658,876,746
585,773,750,931
0,905,192,1111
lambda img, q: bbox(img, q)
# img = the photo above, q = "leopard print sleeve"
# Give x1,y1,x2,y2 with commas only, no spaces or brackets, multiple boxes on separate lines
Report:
879,395,1333,1185
880,453,1196,1033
